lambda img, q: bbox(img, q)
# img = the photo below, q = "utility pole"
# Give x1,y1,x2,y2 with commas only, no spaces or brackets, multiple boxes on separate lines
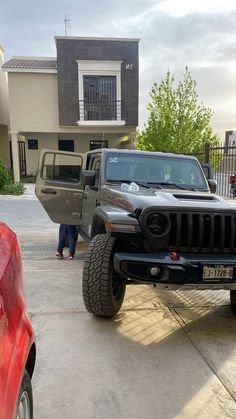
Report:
64,15,71,36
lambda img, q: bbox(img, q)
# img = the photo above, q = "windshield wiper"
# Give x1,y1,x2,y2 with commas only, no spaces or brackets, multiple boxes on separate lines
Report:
107,179,199,191
149,182,197,191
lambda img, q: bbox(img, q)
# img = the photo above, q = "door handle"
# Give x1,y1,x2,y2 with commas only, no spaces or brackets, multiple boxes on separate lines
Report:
41,188,57,194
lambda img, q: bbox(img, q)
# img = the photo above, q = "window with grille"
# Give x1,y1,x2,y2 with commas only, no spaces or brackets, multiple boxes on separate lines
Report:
90,140,108,151
83,76,117,120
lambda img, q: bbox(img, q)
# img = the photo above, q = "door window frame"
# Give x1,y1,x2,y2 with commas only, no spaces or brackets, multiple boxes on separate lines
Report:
87,153,101,191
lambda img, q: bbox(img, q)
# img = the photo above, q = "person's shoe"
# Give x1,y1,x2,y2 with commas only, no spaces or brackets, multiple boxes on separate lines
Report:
68,255,74,260
56,251,63,258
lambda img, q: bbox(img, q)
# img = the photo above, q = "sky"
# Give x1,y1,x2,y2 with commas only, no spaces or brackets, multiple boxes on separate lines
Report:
1,0,236,142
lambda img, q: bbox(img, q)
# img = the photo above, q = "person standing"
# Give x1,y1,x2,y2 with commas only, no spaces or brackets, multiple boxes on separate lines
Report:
56,224,78,260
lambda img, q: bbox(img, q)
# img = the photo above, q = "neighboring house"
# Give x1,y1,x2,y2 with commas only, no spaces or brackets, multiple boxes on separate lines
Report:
225,130,236,148
0,46,10,168
2,36,139,181
214,130,236,174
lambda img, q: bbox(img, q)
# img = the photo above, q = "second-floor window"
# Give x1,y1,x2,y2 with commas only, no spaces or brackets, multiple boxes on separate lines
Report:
83,76,117,121
77,60,124,124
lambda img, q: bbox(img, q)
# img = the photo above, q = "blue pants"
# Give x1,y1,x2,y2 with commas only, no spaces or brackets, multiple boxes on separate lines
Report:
57,224,78,256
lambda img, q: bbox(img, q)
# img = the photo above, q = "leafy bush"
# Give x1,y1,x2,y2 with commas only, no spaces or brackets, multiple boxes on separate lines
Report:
0,160,10,190
0,159,25,195
1,181,25,195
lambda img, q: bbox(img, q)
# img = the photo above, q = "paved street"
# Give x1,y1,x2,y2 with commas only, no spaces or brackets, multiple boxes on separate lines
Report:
1,187,236,418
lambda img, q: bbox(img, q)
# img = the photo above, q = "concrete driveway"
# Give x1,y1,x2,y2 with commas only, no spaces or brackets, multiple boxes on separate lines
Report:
1,186,236,418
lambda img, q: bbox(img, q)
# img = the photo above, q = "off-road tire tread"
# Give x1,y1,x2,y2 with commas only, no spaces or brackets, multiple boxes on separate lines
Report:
82,234,125,317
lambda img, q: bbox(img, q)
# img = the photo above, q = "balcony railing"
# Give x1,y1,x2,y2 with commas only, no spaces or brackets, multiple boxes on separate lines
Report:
79,100,122,121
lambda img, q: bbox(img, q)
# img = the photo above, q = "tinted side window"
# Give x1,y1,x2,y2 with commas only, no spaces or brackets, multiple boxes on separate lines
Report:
86,154,92,170
42,153,82,183
91,157,101,187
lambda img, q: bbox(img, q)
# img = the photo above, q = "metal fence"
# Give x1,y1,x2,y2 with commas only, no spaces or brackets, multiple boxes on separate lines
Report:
194,144,236,199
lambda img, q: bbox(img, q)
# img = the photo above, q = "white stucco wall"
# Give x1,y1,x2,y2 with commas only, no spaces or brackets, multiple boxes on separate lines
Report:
0,47,10,167
8,72,59,132
0,47,9,126
0,125,10,166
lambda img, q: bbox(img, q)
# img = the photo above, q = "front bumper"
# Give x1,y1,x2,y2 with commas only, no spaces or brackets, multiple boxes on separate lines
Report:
114,252,236,290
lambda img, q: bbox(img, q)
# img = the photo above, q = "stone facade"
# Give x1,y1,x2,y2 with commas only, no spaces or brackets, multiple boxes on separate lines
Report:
56,38,139,127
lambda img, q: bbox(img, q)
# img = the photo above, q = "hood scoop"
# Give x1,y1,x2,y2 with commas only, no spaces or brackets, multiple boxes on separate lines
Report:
173,194,216,201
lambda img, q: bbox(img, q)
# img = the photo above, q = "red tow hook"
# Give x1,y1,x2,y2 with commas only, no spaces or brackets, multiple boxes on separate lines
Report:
171,251,179,261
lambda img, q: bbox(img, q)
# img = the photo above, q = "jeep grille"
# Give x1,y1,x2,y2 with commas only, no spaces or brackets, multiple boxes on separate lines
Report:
168,212,236,253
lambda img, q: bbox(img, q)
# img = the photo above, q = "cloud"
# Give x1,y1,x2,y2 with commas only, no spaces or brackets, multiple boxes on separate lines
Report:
153,0,236,17
1,0,236,140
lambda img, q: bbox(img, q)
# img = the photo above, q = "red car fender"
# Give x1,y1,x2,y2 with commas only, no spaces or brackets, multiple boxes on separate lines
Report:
2,311,35,419
0,223,36,419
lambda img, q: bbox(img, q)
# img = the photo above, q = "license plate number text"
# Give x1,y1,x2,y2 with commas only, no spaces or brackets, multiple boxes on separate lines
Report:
203,265,233,280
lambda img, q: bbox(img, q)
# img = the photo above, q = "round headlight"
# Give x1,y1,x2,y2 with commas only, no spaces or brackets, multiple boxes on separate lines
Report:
146,213,169,236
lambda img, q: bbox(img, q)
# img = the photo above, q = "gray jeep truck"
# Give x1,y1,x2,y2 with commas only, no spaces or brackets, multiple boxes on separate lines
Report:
36,148,236,317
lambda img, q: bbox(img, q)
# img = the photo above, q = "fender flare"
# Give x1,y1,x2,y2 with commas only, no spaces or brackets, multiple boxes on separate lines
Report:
91,205,141,236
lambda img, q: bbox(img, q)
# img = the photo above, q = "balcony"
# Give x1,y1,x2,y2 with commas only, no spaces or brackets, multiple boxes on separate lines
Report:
77,100,125,126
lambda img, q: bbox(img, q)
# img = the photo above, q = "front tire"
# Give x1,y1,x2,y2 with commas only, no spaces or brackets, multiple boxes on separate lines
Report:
82,234,126,317
15,370,33,419
230,290,236,312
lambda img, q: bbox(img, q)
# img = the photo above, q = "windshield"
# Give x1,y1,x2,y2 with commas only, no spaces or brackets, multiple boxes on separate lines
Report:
105,153,208,190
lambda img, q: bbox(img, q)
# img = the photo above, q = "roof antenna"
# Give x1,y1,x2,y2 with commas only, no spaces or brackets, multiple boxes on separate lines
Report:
64,15,71,36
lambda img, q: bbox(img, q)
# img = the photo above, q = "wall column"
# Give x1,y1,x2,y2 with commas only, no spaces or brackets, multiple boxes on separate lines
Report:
130,131,136,150
9,131,20,182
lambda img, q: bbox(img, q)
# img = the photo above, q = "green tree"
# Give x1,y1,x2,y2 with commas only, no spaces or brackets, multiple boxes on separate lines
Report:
137,67,220,161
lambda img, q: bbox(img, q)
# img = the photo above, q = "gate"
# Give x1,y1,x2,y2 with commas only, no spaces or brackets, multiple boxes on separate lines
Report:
10,141,27,176
195,144,236,199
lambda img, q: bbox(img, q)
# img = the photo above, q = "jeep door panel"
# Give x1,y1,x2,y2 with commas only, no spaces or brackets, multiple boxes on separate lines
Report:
80,154,101,237
35,150,84,225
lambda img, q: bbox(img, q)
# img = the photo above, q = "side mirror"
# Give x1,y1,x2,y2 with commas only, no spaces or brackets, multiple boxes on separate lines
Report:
208,179,217,193
82,170,95,186
202,163,214,180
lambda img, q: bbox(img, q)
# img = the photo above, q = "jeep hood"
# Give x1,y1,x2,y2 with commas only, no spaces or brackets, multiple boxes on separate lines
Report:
101,185,236,213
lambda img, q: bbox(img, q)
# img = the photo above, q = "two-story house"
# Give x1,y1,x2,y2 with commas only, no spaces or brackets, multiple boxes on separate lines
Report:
2,36,139,181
